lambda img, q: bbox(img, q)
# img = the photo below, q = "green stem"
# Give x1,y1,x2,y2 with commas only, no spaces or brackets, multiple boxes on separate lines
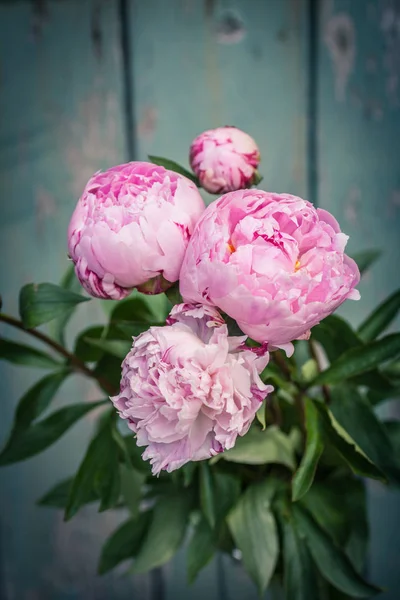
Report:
308,338,331,404
0,312,116,396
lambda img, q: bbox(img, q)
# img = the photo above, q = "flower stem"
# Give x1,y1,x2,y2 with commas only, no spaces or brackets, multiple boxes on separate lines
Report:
0,312,116,396
308,338,330,404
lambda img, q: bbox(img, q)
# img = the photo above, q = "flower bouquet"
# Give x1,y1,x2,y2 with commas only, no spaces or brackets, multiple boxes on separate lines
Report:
1,126,399,598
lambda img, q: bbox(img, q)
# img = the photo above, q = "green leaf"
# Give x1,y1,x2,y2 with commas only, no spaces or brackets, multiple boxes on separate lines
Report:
65,414,121,520
200,462,216,528
312,333,400,385
330,386,399,482
358,289,400,342
187,516,215,584
111,295,159,324
37,476,98,509
256,403,267,430
148,155,199,185
120,435,151,475
251,170,263,186
301,481,349,548
98,512,151,575
292,398,324,501
311,315,361,362
350,249,381,276
93,354,123,394
0,401,106,466
213,472,241,525
220,426,295,470
132,494,190,573
227,479,279,595
165,283,183,306
383,420,400,457
50,265,83,345
312,400,385,482
0,338,60,369
120,464,145,517
19,282,89,328
74,326,106,362
279,510,319,600
11,370,70,431
293,505,380,598
83,337,131,360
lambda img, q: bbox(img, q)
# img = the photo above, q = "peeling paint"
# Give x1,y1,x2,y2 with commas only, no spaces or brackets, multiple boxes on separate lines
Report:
344,186,361,224
324,13,356,102
35,186,57,234
30,0,48,42
62,90,121,199
381,0,400,107
215,11,246,44
91,0,103,62
137,105,158,139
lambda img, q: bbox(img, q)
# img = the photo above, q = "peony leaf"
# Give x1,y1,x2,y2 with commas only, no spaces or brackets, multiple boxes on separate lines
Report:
293,505,380,597
82,337,131,360
98,512,151,575
37,476,98,509
65,412,121,520
358,289,400,342
19,282,89,329
227,479,279,595
278,510,319,600
311,315,361,362
0,338,60,369
292,398,324,501
311,333,400,385
350,249,381,276
111,295,157,323
200,462,216,528
220,426,295,470
132,494,191,573
187,516,215,584
120,463,145,517
330,385,400,483
148,155,199,185
0,400,106,466
312,400,385,482
50,265,83,345
10,370,70,432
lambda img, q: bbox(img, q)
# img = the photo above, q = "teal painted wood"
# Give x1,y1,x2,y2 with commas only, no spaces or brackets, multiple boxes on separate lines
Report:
129,1,309,598
317,1,400,598
129,0,309,201
0,2,151,598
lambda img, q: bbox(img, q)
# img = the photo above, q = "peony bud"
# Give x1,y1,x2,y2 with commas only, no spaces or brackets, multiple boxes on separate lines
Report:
189,126,261,194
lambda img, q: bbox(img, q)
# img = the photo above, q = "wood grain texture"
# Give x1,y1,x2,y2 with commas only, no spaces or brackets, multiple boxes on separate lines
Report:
0,2,148,599
317,3,400,597
129,0,308,202
317,0,400,326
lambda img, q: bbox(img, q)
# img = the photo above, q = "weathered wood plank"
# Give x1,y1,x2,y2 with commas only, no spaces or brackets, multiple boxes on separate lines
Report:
0,2,147,598
128,1,309,597
318,2,400,598
129,0,309,200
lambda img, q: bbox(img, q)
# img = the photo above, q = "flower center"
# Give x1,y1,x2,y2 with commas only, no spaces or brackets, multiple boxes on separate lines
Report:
227,240,236,253
294,259,301,271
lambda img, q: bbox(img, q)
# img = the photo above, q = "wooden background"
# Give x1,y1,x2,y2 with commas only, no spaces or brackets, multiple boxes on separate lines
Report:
0,0,399,598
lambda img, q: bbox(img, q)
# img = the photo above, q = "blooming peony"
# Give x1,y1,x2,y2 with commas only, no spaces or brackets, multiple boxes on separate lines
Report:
180,190,360,355
111,303,272,474
189,126,260,194
67,161,205,299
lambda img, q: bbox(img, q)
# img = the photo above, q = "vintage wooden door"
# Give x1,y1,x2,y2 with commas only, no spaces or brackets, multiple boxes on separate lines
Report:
0,1,399,598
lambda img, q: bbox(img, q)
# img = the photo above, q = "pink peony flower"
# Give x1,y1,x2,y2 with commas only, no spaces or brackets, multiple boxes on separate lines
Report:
67,161,205,299
189,126,260,194
111,303,272,474
180,190,360,355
